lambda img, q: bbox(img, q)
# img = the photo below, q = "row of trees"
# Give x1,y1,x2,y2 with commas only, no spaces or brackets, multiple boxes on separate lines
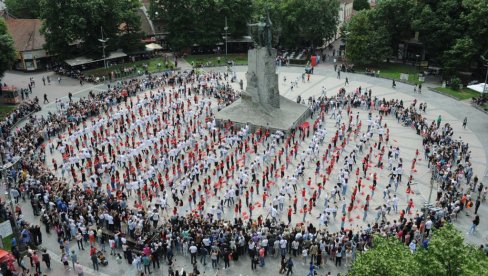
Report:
4,0,341,58
350,224,488,275
39,0,144,59
4,0,145,59
346,0,488,73
149,0,340,50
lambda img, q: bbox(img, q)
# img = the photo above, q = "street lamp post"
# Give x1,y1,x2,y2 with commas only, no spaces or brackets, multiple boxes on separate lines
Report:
1,156,22,249
224,17,229,57
98,27,110,69
482,60,488,94
416,54,421,74
481,52,488,94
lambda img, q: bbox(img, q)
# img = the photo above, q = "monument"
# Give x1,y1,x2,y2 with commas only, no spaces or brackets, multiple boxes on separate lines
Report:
215,14,310,132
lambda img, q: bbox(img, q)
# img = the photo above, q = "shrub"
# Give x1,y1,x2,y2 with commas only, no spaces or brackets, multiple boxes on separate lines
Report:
450,77,461,91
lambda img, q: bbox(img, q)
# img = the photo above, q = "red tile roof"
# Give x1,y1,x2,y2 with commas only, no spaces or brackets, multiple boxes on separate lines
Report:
5,18,46,52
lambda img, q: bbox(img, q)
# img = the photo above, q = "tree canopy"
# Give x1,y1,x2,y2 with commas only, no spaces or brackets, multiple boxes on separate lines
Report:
345,0,488,74
345,10,392,65
4,0,40,19
353,0,370,11
39,0,143,59
350,224,488,276
149,0,253,51
346,0,413,65
0,18,17,78
150,0,339,50
279,0,339,48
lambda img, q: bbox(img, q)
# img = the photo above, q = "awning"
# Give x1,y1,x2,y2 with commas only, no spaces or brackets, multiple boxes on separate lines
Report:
64,51,127,67
223,36,253,43
467,83,488,94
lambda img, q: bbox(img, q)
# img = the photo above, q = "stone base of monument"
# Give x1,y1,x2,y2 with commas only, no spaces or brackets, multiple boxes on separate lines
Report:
214,95,310,132
215,47,310,132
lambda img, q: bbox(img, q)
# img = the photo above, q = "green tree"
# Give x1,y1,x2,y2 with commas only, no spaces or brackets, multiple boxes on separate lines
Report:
412,0,465,66
353,0,370,11
4,0,40,19
279,0,339,48
350,224,488,276
150,0,253,51
345,10,392,65
0,18,17,78
39,0,142,59
349,235,418,276
372,0,415,57
442,37,477,72
415,224,488,276
461,0,488,72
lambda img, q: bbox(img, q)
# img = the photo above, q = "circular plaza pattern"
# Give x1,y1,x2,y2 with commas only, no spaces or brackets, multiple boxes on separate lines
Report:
3,62,488,276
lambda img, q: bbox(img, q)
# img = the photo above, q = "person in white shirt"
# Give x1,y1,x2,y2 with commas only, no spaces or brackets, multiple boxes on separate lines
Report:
189,243,198,264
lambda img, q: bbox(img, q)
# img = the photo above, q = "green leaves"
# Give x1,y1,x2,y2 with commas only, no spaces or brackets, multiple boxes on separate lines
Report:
0,18,17,78
412,0,488,72
4,0,41,19
349,235,418,276
150,0,253,51
278,0,339,48
346,0,414,66
346,10,392,66
150,0,339,50
39,0,142,59
353,0,370,11
350,224,488,276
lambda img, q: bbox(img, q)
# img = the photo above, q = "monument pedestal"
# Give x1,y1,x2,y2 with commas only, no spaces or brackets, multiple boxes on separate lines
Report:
215,47,309,132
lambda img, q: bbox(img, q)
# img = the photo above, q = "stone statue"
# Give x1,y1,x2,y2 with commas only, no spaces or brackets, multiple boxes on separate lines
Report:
248,11,272,51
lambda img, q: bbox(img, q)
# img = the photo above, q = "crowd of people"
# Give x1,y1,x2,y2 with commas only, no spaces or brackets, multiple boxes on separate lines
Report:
0,67,486,276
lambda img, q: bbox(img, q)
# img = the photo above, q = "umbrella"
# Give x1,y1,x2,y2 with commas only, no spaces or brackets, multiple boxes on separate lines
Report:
145,43,163,50
300,121,310,129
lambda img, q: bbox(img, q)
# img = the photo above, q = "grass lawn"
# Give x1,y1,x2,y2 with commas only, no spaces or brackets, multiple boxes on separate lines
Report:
184,53,248,67
2,234,13,251
84,57,175,78
433,87,480,100
358,63,422,85
483,102,488,111
0,105,16,120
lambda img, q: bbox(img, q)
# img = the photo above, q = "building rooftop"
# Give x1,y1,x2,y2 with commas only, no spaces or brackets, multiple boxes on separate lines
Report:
5,18,46,52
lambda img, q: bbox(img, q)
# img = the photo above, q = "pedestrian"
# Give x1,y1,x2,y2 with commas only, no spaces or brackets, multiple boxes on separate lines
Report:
189,242,198,264
61,253,70,271
75,261,84,276
335,246,342,267
251,254,258,270
142,254,151,274
91,252,99,271
345,77,349,86
76,232,84,250
463,117,467,129
468,215,480,234
43,93,49,104
41,250,51,270
211,249,218,269
70,250,78,269
286,257,294,275
32,251,41,274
